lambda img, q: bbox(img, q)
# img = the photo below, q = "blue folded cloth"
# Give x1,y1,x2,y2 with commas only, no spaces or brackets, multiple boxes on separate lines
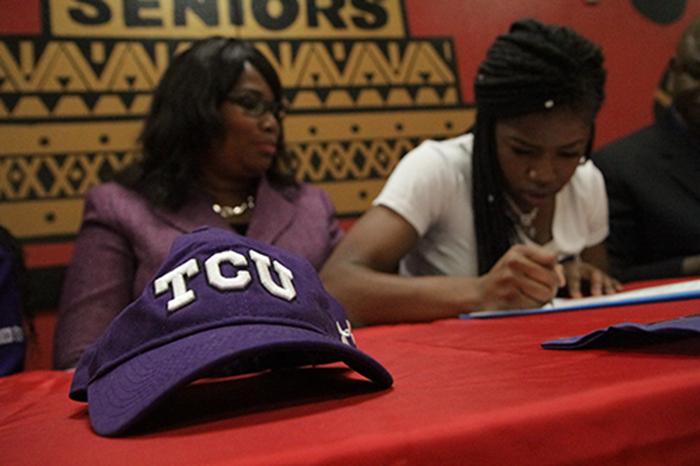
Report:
542,315,700,350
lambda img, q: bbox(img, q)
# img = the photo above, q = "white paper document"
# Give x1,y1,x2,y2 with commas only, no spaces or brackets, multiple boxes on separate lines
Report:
461,278,700,319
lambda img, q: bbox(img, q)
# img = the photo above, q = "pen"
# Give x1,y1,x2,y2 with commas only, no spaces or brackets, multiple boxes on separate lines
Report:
548,254,577,307
557,254,577,264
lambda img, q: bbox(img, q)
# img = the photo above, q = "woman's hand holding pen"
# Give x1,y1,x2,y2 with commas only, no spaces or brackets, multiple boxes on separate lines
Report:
476,244,564,311
558,257,621,298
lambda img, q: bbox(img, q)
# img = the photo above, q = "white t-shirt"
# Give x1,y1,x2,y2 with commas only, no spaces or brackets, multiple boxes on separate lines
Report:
373,133,609,277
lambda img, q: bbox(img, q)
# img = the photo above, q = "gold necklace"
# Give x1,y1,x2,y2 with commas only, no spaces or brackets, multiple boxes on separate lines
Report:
211,196,255,219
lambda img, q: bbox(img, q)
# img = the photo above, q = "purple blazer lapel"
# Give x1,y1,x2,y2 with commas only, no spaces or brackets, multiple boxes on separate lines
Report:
247,177,296,243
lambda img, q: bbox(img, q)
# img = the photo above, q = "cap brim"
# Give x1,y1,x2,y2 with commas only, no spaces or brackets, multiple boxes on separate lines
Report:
86,324,393,436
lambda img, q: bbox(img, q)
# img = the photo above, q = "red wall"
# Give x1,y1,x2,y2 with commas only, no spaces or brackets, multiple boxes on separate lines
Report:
0,0,40,34
404,0,700,147
2,0,697,146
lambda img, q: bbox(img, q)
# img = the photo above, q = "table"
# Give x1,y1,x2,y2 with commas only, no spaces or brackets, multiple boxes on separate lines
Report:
3,285,700,465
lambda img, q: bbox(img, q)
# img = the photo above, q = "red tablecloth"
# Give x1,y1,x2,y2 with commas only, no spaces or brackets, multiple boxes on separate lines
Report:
4,292,700,465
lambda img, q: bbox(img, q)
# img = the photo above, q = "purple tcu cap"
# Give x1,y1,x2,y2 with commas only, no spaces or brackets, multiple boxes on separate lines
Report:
69,227,392,436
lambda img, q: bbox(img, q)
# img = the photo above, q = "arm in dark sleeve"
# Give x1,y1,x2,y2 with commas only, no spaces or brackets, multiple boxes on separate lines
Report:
595,151,641,280
53,190,136,369
595,151,684,282
614,256,684,282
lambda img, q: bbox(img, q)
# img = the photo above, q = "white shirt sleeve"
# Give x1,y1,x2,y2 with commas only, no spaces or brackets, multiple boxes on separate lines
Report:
373,140,460,236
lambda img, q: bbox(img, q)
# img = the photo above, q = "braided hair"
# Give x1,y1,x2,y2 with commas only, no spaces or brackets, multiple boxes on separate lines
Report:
472,19,606,274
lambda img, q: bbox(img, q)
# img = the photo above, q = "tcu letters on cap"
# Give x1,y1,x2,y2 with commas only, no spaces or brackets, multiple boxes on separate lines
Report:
70,227,393,436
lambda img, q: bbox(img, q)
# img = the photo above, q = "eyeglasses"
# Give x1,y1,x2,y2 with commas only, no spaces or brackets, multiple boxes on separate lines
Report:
225,93,287,120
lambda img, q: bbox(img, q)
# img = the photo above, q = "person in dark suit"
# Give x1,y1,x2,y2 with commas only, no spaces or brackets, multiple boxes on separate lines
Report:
593,16,700,282
54,37,343,370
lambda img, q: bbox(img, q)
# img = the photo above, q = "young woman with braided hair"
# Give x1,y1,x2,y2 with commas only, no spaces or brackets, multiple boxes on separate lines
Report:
321,19,621,325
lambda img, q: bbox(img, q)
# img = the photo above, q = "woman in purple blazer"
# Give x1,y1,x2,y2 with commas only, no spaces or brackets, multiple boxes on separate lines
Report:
54,38,343,370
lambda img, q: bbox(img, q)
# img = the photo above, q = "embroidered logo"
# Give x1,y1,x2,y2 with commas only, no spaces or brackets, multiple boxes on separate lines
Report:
336,320,356,346
154,248,296,313
0,326,24,346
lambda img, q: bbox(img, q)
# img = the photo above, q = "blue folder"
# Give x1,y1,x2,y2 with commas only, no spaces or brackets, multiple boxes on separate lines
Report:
541,314,700,349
